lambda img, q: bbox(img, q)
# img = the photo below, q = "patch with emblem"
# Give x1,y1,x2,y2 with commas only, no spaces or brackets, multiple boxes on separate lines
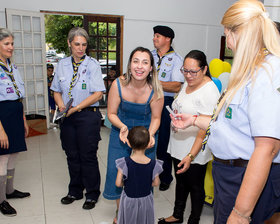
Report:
225,107,232,119
161,72,166,78
168,57,172,61
82,83,86,89
0,73,7,80
6,87,14,93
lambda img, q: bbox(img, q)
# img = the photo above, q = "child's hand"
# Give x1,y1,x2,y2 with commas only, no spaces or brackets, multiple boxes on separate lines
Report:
119,125,128,144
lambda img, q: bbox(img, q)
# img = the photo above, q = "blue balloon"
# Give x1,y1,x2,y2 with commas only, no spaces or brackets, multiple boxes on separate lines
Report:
212,77,222,93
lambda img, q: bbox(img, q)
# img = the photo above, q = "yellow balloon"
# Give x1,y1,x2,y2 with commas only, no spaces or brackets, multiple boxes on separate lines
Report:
209,59,224,78
223,61,231,73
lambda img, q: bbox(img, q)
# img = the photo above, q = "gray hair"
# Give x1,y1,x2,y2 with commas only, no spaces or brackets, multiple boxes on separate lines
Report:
67,27,89,43
0,28,14,41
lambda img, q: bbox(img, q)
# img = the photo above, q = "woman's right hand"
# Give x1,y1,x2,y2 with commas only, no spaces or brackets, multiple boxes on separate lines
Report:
59,105,66,112
119,125,128,144
0,128,9,149
171,113,194,130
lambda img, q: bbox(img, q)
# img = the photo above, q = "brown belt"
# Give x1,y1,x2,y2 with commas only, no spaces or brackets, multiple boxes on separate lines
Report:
214,156,280,167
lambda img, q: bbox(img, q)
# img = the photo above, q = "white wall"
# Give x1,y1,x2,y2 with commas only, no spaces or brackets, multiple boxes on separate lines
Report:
264,0,280,22
1,0,236,69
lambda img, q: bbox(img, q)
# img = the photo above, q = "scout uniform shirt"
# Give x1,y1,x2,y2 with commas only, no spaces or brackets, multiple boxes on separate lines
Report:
50,55,105,107
0,62,25,101
151,47,184,97
208,54,280,163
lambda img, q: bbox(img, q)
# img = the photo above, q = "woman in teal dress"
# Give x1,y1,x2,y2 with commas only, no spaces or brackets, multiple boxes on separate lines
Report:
103,47,164,223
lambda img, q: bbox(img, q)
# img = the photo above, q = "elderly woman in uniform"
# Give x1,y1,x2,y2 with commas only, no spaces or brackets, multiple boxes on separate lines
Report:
0,28,30,216
51,27,105,210
171,1,280,223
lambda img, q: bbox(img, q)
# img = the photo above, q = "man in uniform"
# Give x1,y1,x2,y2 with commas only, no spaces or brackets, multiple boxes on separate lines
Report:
152,25,184,191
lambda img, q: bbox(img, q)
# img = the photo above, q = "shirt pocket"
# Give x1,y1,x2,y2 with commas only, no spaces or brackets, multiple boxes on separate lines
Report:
59,77,68,92
0,79,9,97
77,76,88,91
160,65,173,81
225,88,248,128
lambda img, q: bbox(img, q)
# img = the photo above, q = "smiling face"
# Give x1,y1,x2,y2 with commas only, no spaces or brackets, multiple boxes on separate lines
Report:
0,36,14,62
130,51,153,81
68,35,87,62
182,57,207,88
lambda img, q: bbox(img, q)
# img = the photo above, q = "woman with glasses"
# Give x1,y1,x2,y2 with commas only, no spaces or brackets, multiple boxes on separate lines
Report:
158,50,220,224
51,27,105,210
171,1,280,223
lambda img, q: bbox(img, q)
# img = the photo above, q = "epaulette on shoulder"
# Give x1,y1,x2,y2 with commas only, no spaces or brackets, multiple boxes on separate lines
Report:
89,57,99,64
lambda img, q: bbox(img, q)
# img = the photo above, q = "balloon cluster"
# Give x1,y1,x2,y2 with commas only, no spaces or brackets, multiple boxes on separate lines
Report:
209,58,231,93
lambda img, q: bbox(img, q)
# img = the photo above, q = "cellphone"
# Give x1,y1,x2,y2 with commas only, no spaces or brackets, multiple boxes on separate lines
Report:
166,105,177,117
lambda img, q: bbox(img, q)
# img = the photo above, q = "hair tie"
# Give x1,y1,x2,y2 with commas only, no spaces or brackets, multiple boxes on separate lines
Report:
262,12,269,19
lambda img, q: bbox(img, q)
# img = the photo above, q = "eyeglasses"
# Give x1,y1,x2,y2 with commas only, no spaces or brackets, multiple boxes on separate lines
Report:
180,67,203,77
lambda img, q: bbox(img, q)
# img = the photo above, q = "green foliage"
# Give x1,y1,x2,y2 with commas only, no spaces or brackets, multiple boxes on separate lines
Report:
45,15,83,55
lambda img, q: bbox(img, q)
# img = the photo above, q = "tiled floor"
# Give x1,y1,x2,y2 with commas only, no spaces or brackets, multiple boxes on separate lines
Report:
0,127,214,224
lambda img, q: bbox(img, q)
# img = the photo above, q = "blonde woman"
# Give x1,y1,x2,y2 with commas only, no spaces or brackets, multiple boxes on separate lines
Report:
103,46,164,223
171,0,280,223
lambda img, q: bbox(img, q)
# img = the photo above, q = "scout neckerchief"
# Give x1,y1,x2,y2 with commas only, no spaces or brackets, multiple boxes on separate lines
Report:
156,47,175,73
0,58,21,98
201,90,226,151
68,55,86,99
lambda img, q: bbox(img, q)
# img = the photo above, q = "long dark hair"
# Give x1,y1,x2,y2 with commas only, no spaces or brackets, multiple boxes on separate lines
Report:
184,50,211,79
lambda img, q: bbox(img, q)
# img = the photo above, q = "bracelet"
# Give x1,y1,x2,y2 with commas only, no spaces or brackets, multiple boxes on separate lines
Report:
233,207,252,223
187,153,194,161
192,115,198,126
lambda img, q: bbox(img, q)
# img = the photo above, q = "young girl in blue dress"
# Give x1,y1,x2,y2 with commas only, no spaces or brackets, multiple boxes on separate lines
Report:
115,126,163,224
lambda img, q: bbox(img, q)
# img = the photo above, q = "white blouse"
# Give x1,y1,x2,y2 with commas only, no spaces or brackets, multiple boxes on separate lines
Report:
167,80,220,164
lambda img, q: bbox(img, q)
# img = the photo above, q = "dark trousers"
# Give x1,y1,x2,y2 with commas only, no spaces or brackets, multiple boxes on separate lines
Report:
212,161,280,224
172,158,207,224
157,96,174,185
60,109,102,201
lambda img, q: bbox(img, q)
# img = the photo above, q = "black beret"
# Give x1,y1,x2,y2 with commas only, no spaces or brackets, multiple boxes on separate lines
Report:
153,25,175,39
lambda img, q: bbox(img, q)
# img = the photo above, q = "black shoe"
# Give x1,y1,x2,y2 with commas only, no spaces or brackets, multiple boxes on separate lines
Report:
158,217,183,224
6,189,31,199
159,182,170,191
0,201,17,216
82,199,96,210
61,195,82,205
